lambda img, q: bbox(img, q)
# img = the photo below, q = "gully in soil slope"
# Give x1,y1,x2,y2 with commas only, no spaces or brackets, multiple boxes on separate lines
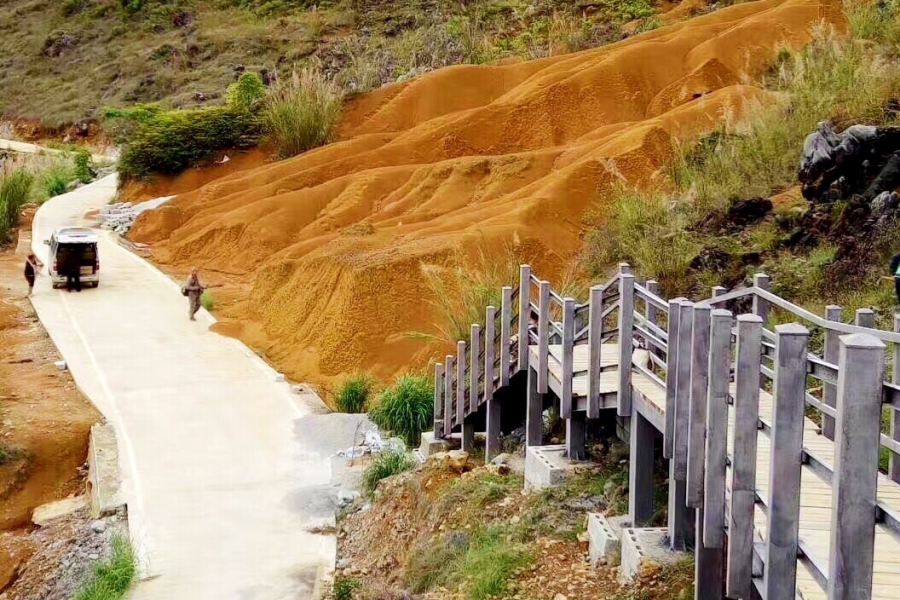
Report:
129,0,842,393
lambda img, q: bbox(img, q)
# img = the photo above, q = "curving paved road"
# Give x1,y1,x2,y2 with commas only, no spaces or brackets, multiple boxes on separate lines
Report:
31,175,356,599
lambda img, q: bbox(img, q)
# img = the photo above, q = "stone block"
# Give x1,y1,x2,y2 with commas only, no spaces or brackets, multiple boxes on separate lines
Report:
619,527,686,584
33,495,89,526
419,431,454,456
588,513,625,567
524,445,583,491
87,423,125,518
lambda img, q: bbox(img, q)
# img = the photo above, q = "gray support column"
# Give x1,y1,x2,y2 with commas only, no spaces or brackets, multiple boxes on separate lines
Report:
500,287,512,387
726,315,763,599
618,273,636,417
822,305,841,440
854,307,875,329
629,409,656,527
526,366,542,447
711,286,727,299
587,285,604,419
752,274,770,325
763,324,809,600
566,411,586,460
664,299,682,459
517,265,531,372
827,333,884,600
695,514,724,600
461,416,475,452
891,313,900,484
434,362,444,437
687,305,712,507
443,354,454,437
703,309,731,548
668,461,694,551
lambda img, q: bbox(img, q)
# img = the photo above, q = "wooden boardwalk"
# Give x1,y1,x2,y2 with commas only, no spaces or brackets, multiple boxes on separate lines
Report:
431,264,900,600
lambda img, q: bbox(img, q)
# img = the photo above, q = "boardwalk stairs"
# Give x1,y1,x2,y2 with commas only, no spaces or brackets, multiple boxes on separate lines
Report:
428,263,900,600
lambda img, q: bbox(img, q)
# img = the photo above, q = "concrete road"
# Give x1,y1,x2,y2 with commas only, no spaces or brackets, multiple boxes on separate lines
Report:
0,138,115,163
31,175,358,599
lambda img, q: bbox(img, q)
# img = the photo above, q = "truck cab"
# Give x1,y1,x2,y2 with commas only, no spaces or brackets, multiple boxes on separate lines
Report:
45,228,100,288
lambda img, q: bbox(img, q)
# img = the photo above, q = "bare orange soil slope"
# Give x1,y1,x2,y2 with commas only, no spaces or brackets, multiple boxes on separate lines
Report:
130,0,839,392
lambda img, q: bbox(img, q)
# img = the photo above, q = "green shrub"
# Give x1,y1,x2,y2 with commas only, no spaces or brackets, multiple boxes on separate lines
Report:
200,290,215,311
263,69,342,159
108,104,263,180
362,447,415,494
330,575,360,600
74,149,96,183
71,535,136,600
226,72,267,112
369,374,433,447
335,373,374,413
39,163,73,199
0,169,34,243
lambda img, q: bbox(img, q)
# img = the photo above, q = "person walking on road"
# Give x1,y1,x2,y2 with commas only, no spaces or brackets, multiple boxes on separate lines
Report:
24,253,43,296
184,267,204,321
65,257,82,292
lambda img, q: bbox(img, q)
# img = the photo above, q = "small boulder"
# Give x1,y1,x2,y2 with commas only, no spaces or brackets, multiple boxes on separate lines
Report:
446,450,469,473
489,453,511,466
90,520,106,534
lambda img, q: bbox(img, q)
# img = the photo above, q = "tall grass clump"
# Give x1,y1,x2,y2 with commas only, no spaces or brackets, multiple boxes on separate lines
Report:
0,169,34,243
335,372,374,413
37,162,73,199
582,187,698,293
416,247,520,344
329,575,361,600
369,374,432,447
71,535,136,600
263,69,342,159
362,446,416,495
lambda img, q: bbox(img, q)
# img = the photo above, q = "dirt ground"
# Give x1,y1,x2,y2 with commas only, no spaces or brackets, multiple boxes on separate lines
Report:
0,210,101,593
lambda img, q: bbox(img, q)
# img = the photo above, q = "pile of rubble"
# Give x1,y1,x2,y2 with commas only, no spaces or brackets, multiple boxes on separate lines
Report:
98,203,138,234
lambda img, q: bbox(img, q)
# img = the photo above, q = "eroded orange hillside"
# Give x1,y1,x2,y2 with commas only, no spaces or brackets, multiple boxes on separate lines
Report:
130,0,841,394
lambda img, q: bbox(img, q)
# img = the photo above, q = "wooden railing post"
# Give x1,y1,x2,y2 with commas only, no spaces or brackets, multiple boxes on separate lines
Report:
752,273,770,325
726,314,763,599
485,306,501,462
664,298,682,459
891,313,900,484
469,324,481,417
645,279,659,326
703,309,731,548
764,323,808,600
828,333,884,600
618,272,635,417
687,305,711,508
443,354,454,438
517,265,531,372
561,298,576,418
434,362,444,437
537,280,551,394
587,285,604,419
456,341,466,429
822,305,842,440
855,307,875,329
669,299,695,552
500,287,512,387
694,309,731,600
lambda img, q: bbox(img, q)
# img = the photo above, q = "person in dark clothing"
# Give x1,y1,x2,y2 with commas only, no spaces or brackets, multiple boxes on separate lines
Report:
24,253,43,296
65,257,82,292
890,251,900,307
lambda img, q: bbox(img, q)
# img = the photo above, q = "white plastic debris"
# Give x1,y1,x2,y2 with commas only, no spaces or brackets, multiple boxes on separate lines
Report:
54,360,67,371
275,373,286,382
335,430,406,458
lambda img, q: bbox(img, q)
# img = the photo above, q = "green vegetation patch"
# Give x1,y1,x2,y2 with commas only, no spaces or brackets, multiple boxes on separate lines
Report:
335,372,375,413
362,447,416,495
369,373,433,447
71,535,137,600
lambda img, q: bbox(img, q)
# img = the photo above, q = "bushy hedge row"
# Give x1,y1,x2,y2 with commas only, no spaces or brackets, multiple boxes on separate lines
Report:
106,73,266,181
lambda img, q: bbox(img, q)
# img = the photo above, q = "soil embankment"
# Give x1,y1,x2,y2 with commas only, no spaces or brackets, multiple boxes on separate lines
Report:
129,0,841,395
0,211,100,593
